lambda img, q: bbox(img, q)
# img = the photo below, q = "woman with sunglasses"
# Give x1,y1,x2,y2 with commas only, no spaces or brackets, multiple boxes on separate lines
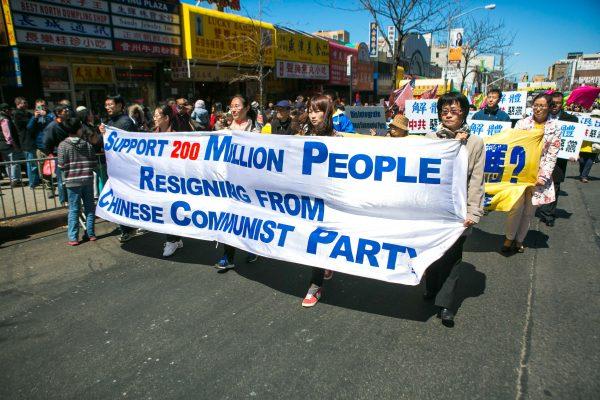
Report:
502,93,560,254
424,92,485,327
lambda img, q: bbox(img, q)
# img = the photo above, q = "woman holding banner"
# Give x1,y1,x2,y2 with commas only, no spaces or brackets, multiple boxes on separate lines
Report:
300,94,337,307
424,93,485,327
503,93,560,253
154,104,185,258
215,95,262,270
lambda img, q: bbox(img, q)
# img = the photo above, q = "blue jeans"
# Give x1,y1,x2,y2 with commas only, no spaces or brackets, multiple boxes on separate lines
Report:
67,185,95,241
0,149,23,182
579,153,597,179
55,163,66,203
23,150,40,187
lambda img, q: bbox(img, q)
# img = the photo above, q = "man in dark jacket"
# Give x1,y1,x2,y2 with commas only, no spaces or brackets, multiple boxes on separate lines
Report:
42,104,72,201
0,103,23,186
471,88,512,122
13,97,40,188
537,91,578,227
270,100,294,135
98,94,139,243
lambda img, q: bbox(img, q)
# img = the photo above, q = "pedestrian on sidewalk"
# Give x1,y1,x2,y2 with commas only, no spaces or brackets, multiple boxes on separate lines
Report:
424,93,485,327
503,93,560,254
14,97,39,189
0,103,23,187
57,117,97,246
29,99,55,192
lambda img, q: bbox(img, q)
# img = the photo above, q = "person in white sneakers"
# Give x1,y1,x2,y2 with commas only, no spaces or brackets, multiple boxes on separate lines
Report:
299,95,338,307
153,104,184,257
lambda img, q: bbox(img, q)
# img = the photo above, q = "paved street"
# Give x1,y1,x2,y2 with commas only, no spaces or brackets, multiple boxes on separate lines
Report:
1,165,598,400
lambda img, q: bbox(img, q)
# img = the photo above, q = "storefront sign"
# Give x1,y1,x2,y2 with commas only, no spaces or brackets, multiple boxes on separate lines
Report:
368,22,377,57
16,29,113,50
10,0,110,24
275,27,328,65
329,41,356,86
353,61,374,91
1,0,17,46
73,64,113,84
115,68,154,81
113,27,180,46
114,40,178,56
12,13,111,38
10,0,113,50
181,4,275,66
110,0,181,56
275,60,328,80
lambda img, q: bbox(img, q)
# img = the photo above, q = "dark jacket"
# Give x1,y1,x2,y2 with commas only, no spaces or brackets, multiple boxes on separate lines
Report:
0,112,20,151
471,107,512,122
270,118,293,135
42,120,68,155
14,109,35,151
551,111,579,183
107,113,137,132
28,112,55,150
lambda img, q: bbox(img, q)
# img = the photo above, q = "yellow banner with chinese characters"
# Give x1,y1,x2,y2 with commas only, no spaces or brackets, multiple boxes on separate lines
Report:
73,64,114,84
275,28,328,64
181,4,275,67
483,129,544,211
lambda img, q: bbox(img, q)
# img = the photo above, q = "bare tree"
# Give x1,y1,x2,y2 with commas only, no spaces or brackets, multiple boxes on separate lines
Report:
215,1,274,106
455,17,515,92
358,0,451,88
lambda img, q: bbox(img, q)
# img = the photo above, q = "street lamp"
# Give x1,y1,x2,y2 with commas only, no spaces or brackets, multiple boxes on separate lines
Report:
444,4,496,92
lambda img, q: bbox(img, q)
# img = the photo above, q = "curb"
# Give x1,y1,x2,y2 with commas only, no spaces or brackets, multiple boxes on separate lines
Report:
0,208,68,242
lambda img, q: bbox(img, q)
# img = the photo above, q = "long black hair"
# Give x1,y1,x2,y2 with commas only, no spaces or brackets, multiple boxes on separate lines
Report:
154,103,174,130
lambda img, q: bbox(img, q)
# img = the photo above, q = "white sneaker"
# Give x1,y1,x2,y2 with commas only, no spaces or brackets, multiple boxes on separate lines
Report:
163,240,183,257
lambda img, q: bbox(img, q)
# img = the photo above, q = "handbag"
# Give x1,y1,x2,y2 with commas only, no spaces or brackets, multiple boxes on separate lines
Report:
42,154,56,177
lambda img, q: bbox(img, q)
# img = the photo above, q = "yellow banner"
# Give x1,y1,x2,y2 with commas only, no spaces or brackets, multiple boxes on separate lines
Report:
73,64,114,84
275,28,328,64
483,129,544,211
181,4,275,67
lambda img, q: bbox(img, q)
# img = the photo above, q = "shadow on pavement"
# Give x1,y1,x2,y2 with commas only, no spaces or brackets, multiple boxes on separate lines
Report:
554,208,573,219
120,233,487,322
464,227,504,253
524,230,549,249
235,258,486,323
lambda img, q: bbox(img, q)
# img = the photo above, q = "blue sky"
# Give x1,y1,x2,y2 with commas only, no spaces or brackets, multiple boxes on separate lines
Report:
189,0,600,78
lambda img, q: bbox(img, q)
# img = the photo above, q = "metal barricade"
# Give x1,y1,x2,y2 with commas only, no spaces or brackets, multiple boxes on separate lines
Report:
0,153,106,221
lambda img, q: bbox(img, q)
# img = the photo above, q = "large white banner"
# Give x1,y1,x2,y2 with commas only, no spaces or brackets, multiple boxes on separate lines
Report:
96,128,468,285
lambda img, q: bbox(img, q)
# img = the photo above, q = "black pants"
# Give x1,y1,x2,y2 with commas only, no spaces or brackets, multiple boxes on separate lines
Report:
537,181,560,223
224,244,236,261
166,235,181,242
425,236,467,310
310,267,325,287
